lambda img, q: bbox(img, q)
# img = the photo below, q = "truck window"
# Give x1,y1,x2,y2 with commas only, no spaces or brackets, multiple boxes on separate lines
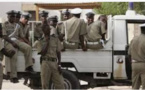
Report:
126,20,145,44
127,23,141,44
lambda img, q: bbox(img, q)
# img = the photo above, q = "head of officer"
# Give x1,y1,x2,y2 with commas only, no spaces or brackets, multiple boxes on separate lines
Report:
86,12,95,25
48,16,58,27
7,10,16,23
71,8,82,18
62,9,71,20
140,24,145,34
39,10,48,23
15,11,21,23
20,12,31,25
98,15,107,23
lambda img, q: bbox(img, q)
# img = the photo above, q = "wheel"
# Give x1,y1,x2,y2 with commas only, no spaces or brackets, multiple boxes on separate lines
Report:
50,69,80,89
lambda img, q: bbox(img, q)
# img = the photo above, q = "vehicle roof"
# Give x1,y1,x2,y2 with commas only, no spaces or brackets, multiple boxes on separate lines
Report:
113,15,145,20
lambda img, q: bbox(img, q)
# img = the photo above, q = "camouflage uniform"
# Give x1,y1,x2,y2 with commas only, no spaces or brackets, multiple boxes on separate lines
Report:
38,34,64,89
128,34,145,89
10,22,33,69
2,21,18,79
0,38,3,89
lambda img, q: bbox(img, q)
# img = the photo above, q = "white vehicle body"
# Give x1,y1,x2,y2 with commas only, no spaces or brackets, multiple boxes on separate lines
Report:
3,14,145,89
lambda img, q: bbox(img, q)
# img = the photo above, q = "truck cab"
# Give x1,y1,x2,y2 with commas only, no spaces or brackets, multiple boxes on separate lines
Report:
3,14,145,89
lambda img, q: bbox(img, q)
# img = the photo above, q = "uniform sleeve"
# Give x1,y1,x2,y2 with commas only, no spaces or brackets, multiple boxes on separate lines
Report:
56,38,62,52
33,40,42,53
0,38,4,50
100,21,106,34
80,19,87,35
0,52,3,61
61,22,65,35
128,40,133,55
2,23,7,36
10,24,25,38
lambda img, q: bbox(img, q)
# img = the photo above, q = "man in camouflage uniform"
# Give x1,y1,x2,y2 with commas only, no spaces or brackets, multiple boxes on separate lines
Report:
128,24,145,89
0,20,3,89
61,8,87,51
35,16,64,89
15,11,21,23
9,12,35,75
34,10,48,40
33,11,50,50
85,12,106,49
0,18,15,88
2,10,19,83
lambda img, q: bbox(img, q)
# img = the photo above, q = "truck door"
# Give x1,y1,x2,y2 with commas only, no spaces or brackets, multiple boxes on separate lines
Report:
113,17,145,80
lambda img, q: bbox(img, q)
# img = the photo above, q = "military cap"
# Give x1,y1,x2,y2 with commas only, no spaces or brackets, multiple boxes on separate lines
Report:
86,12,95,18
21,12,32,20
39,10,48,17
62,9,70,15
48,15,58,22
15,11,22,17
71,8,82,14
6,10,16,15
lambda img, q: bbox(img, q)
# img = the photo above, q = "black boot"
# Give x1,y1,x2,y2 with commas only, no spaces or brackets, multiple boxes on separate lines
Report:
10,78,19,83
25,66,36,74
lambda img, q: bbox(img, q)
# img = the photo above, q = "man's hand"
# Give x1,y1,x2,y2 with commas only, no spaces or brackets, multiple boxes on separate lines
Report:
12,42,19,49
58,65,62,74
1,48,16,58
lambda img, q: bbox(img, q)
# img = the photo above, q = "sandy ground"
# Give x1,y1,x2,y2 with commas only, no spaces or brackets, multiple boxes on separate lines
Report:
1,79,133,90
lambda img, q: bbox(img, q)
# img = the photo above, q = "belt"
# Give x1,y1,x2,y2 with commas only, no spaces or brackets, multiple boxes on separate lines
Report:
131,60,145,63
42,57,56,62
87,42,99,44
132,60,137,63
10,38,17,41
64,41,76,45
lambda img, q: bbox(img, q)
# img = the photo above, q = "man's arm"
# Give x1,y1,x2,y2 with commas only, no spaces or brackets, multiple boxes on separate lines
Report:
57,51,61,65
100,21,106,41
56,38,62,74
80,19,87,51
3,36,19,49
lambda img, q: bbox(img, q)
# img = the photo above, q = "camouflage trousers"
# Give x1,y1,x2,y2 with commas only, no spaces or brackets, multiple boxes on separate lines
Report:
41,60,64,89
132,63,145,89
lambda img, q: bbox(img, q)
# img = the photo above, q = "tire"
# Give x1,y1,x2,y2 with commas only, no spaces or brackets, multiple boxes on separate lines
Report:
50,69,80,89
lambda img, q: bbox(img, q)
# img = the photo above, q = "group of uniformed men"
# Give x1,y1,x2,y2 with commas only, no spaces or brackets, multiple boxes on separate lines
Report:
0,8,108,89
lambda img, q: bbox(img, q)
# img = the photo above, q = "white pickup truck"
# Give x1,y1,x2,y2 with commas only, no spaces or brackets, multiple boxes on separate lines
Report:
3,13,145,89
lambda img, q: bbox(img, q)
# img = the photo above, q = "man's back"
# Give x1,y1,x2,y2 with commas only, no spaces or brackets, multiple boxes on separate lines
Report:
63,17,86,43
129,34,145,62
86,20,106,42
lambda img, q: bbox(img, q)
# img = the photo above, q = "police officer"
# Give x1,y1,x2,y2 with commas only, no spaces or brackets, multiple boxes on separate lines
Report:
9,12,35,74
0,19,15,88
85,13,106,42
35,17,64,89
15,11,21,23
62,9,71,20
57,9,71,41
0,21,3,89
48,16,58,35
34,10,48,40
128,24,145,89
61,8,87,51
2,10,20,83
85,12,106,49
